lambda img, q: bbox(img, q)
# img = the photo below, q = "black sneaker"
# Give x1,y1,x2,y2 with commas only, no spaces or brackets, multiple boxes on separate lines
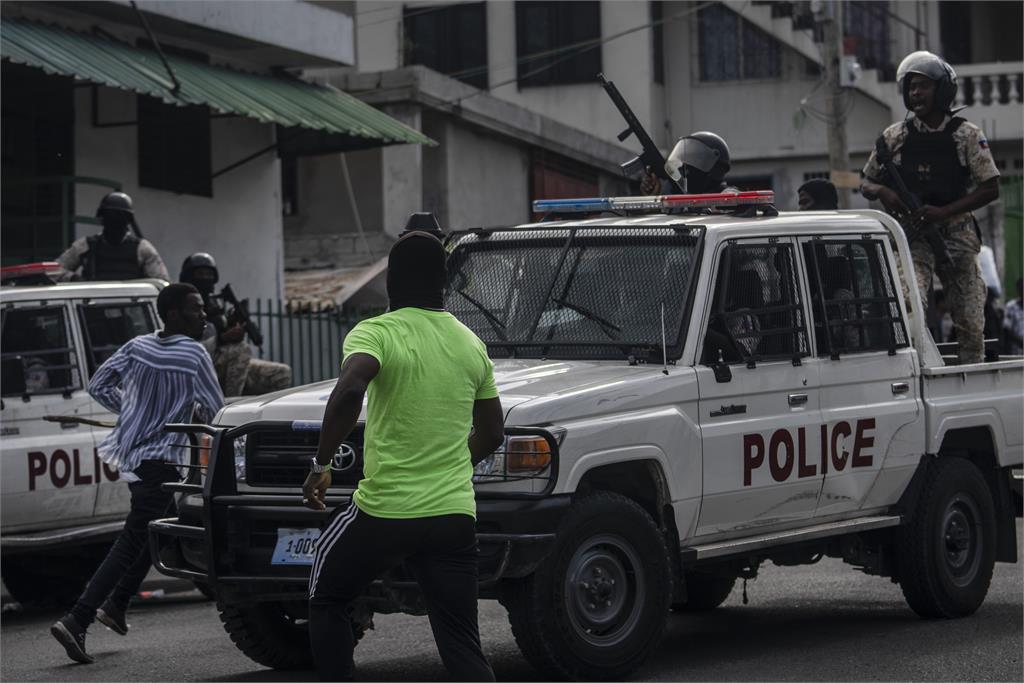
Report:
50,615,94,664
96,601,128,636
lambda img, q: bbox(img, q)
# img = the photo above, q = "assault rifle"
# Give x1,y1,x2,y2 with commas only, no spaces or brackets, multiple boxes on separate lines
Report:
599,73,682,194
873,136,952,268
219,283,264,350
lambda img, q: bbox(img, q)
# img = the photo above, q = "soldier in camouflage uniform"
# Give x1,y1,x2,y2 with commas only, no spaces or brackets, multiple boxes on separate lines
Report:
861,51,1000,364
180,253,291,396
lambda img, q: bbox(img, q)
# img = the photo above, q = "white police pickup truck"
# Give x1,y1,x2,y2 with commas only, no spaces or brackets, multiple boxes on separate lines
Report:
150,192,1023,680
1,268,163,606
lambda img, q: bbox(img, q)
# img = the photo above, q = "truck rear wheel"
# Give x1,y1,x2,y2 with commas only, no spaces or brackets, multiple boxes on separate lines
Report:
896,457,996,618
217,600,313,670
671,573,736,612
502,491,672,681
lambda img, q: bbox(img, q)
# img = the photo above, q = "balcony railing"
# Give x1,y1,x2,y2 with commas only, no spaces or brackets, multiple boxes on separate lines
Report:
953,62,1023,109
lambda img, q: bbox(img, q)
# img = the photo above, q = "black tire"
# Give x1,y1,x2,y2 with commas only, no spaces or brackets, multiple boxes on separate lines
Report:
193,581,216,601
896,457,996,618
2,545,109,609
501,491,672,681
218,600,313,670
217,599,368,670
671,574,736,612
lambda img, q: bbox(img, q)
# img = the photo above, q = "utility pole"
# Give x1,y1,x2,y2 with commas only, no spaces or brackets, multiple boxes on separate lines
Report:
821,0,851,208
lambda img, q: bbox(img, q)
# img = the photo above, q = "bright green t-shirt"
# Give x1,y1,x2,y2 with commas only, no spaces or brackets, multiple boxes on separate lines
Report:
343,307,498,519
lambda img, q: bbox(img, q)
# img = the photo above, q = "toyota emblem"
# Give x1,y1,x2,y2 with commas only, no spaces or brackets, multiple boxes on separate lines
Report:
332,443,357,472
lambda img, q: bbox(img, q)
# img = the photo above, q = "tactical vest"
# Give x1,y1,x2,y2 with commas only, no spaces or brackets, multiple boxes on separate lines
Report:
85,234,145,280
896,117,969,207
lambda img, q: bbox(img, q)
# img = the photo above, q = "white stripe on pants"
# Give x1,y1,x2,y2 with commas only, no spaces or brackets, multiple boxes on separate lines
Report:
309,504,358,598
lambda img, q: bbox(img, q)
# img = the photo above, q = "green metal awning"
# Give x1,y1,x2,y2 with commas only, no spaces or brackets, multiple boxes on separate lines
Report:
0,18,434,148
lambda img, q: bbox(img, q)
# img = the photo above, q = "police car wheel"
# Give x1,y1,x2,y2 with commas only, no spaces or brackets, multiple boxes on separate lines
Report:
502,491,671,681
671,573,736,612
217,600,313,670
1,546,109,608
896,457,996,619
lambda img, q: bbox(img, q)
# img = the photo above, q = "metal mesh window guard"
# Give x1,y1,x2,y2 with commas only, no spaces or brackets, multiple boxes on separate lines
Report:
704,242,809,366
1,306,80,396
804,239,909,358
444,226,704,361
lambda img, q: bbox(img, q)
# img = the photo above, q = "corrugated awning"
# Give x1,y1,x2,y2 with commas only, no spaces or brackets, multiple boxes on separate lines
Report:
0,18,434,148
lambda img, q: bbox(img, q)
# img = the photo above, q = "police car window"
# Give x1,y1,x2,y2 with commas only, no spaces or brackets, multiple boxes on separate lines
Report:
1,306,80,396
703,242,809,365
79,303,156,373
803,239,909,357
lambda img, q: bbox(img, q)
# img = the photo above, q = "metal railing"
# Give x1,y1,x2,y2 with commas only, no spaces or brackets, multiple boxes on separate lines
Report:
250,300,381,387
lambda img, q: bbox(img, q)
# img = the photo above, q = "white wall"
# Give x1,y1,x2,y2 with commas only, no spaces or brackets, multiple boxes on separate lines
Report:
444,121,530,230
73,86,284,303
124,0,355,65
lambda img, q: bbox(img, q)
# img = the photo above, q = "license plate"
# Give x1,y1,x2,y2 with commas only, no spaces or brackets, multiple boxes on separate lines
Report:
271,527,321,566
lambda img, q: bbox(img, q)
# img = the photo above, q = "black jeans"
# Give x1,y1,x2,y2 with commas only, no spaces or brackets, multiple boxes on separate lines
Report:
69,460,180,627
308,505,494,682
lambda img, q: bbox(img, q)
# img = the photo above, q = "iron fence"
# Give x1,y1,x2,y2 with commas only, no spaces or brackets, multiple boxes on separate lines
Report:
250,300,379,387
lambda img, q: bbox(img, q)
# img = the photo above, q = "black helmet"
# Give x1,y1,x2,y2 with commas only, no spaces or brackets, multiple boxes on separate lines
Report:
897,50,958,113
179,252,219,291
96,191,134,218
664,131,731,193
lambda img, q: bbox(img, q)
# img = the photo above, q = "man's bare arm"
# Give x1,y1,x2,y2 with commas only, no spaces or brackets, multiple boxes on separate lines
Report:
314,353,380,467
469,397,504,466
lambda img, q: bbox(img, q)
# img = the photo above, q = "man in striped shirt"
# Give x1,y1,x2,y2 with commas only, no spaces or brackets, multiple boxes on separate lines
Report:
51,283,224,664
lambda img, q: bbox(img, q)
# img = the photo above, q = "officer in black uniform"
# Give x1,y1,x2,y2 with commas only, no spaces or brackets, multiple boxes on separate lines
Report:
180,253,291,396
56,192,169,281
640,131,732,195
860,51,1000,364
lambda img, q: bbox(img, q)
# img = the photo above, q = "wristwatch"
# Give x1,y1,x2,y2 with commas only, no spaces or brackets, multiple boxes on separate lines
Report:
309,457,330,474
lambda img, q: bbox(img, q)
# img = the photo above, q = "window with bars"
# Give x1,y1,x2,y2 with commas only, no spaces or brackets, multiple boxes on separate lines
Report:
403,2,488,89
515,1,602,88
445,225,703,361
803,239,908,358
78,302,156,374
703,241,809,365
1,306,80,396
697,3,782,82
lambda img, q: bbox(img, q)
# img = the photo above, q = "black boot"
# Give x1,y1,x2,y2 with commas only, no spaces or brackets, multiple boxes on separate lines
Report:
50,614,94,664
97,600,129,636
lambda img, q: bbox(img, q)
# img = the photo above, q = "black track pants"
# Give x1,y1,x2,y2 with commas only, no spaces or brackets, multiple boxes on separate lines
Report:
308,505,494,682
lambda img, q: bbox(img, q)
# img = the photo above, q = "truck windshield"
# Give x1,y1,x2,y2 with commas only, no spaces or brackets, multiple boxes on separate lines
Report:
445,225,704,361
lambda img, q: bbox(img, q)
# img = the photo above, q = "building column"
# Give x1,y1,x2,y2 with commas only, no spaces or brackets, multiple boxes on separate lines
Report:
379,103,423,237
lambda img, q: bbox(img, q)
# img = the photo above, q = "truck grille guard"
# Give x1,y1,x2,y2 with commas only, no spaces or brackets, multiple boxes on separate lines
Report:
149,421,561,589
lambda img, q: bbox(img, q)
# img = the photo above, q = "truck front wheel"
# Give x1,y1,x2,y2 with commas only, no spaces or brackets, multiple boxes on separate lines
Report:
502,491,672,681
217,600,313,670
896,457,996,618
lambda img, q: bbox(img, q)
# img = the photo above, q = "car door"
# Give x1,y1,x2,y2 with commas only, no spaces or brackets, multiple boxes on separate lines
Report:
799,236,921,517
76,297,159,518
695,237,823,536
1,301,98,532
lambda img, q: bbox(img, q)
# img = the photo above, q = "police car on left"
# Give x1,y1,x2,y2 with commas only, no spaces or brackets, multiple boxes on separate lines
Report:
0,263,169,607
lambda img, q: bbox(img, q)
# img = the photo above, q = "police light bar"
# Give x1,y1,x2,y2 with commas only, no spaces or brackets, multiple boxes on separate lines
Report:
1,261,62,285
533,190,775,215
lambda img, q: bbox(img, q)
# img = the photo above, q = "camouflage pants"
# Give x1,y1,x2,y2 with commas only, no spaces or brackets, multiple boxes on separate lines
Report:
901,219,985,364
214,343,292,396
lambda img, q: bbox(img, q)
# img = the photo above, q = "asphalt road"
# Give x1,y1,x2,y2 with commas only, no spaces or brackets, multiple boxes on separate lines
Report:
3,530,1021,682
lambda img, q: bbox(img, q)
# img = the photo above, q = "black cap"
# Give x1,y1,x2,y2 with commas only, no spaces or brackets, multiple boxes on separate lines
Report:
400,212,444,237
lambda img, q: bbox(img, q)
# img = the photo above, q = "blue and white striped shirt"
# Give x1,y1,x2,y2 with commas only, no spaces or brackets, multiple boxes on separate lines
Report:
89,332,224,479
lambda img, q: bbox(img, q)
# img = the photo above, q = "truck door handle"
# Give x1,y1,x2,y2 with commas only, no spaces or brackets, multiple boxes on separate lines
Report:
788,393,808,406
891,382,910,395
710,404,746,418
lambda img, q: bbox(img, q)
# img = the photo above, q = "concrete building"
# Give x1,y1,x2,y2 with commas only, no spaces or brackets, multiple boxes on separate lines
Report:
1,0,427,304
284,0,1022,304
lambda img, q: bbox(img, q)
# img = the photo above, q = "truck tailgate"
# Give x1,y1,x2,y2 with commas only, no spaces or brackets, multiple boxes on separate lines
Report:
921,359,1024,465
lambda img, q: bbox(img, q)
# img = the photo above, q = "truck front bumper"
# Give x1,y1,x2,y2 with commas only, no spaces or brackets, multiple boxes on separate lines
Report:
149,494,570,599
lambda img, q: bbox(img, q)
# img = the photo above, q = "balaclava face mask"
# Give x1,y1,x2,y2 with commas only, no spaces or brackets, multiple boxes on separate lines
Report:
386,231,447,311
797,179,839,210
101,212,131,244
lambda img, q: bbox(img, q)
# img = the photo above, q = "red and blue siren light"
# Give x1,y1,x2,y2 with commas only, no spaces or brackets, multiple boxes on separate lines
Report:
533,190,775,215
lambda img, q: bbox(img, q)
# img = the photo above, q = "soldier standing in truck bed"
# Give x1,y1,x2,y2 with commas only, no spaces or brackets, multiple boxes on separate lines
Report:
860,51,1000,364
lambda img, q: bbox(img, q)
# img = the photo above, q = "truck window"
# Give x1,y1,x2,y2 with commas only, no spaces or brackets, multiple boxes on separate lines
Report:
0,306,81,396
802,239,909,357
703,242,809,365
78,302,156,373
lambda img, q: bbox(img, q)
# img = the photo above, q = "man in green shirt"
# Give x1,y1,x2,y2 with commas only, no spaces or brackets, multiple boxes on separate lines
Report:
302,220,504,682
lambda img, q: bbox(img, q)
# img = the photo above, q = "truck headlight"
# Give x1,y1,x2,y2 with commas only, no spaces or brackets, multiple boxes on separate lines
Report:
473,428,563,483
234,435,247,482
